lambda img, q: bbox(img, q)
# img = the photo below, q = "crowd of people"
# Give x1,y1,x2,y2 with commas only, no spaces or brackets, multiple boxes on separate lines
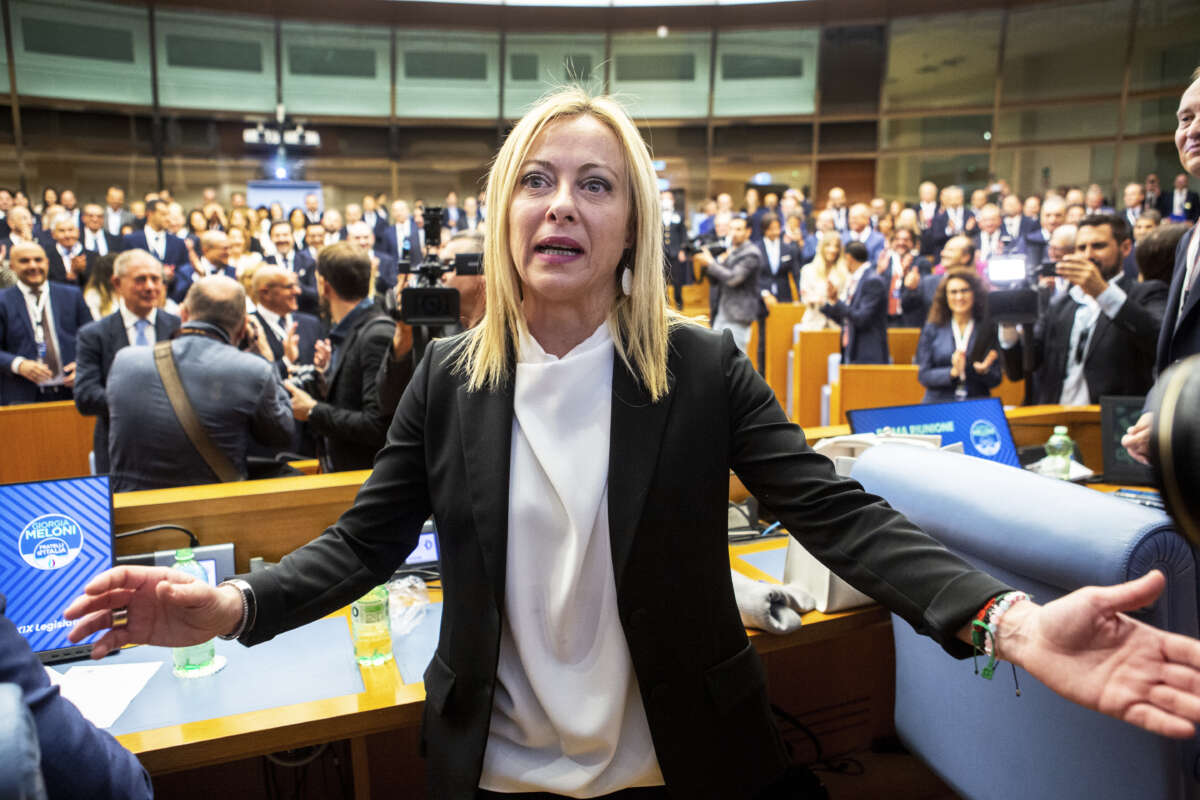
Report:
679,169,1198,405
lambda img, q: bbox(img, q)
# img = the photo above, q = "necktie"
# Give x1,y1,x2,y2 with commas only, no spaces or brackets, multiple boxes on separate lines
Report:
134,318,150,346
32,289,61,376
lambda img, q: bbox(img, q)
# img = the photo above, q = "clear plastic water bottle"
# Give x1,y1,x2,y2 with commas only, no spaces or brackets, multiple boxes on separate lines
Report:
351,586,394,666
170,549,217,678
1043,425,1074,480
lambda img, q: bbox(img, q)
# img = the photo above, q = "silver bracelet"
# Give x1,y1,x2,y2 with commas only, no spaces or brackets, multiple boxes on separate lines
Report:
217,578,255,640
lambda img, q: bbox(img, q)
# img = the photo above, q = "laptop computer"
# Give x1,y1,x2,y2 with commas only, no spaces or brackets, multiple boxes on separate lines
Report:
846,397,1022,468
1,475,116,663
394,519,441,578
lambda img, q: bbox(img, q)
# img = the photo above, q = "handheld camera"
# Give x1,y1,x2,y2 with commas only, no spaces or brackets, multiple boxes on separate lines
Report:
388,205,483,326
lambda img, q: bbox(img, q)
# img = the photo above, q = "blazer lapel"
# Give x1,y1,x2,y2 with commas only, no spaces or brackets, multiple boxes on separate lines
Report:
7,289,36,344
608,347,675,592
457,372,514,609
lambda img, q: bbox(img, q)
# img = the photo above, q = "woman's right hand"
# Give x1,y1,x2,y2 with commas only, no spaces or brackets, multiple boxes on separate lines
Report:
950,349,966,379
63,566,244,659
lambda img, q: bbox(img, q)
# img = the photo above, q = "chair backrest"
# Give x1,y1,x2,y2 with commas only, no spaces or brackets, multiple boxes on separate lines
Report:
851,445,1200,800
0,683,47,800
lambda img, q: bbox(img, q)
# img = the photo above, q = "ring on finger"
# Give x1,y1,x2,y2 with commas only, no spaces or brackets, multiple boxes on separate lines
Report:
112,607,129,629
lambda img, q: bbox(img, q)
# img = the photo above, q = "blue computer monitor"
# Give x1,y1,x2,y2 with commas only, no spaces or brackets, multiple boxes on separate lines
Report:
1,475,115,662
846,397,1021,468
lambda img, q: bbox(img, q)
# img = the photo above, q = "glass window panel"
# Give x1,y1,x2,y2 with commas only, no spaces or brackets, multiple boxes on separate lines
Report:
1125,96,1181,136
995,103,1119,144
819,25,884,114
610,30,711,119
0,9,8,94
503,33,604,118
1002,145,1099,198
1130,0,1200,92
167,33,261,73
1002,0,1131,103
397,30,500,121
712,123,813,157
712,28,817,117
291,46,377,79
1118,140,1185,188
283,21,390,118
23,17,132,63
883,12,1001,110
13,0,152,106
819,121,877,154
406,51,487,80
881,115,993,150
157,11,274,114
877,153,989,203
510,53,538,81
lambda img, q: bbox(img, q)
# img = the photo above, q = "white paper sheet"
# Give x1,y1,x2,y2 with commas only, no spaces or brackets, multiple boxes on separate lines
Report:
51,661,162,729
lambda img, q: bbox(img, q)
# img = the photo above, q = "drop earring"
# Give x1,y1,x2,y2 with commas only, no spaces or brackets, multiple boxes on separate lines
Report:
620,250,633,296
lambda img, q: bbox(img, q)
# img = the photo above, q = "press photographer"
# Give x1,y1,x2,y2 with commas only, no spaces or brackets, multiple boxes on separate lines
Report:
998,213,1167,405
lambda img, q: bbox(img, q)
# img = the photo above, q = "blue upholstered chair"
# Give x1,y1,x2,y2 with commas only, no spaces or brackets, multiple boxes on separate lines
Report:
851,445,1200,800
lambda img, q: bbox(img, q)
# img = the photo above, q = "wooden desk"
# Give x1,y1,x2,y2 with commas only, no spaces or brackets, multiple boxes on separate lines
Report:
0,400,94,483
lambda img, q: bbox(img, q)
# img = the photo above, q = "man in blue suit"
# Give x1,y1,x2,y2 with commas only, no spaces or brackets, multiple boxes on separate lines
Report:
1,594,152,799
1023,196,1067,269
264,221,319,317
122,198,188,272
380,200,423,263
1125,71,1200,463
1000,194,1033,254
348,221,399,295
0,243,94,404
928,186,977,258
822,241,889,364
74,249,181,474
171,230,236,303
841,203,886,264
361,194,389,243
251,266,322,374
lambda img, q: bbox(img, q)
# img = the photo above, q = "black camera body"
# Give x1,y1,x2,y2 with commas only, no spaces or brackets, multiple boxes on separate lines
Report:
985,253,1040,325
387,205,483,327
683,232,727,260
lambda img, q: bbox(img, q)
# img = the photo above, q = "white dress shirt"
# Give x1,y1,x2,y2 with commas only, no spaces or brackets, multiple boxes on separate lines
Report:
481,321,663,796
84,228,109,256
119,302,159,346
9,281,61,377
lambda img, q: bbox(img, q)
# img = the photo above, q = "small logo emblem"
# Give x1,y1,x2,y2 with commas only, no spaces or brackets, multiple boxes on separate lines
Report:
969,419,1002,457
18,514,84,571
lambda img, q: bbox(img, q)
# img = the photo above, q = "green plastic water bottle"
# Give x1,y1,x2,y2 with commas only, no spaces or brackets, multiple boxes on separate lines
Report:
351,586,394,666
1044,425,1074,480
170,549,217,678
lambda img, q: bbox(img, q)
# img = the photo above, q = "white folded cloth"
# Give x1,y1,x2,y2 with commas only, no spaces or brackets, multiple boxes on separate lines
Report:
730,569,816,634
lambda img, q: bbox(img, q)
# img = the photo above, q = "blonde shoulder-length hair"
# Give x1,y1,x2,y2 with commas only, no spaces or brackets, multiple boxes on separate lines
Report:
453,87,684,403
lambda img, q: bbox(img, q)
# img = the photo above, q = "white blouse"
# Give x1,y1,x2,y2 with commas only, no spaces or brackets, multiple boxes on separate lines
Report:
479,320,664,797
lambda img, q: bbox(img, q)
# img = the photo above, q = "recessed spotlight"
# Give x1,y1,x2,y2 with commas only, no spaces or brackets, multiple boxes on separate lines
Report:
656,25,669,38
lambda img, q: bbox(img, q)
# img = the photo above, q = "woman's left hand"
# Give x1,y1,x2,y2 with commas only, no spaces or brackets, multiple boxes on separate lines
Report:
997,572,1200,738
972,349,998,374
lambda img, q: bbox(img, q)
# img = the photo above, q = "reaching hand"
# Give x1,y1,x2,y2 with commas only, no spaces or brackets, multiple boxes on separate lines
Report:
392,321,414,360
284,381,318,421
313,338,331,371
972,349,998,374
62,362,76,388
1121,411,1153,466
903,268,921,290
63,566,243,659
998,572,1200,739
17,359,53,384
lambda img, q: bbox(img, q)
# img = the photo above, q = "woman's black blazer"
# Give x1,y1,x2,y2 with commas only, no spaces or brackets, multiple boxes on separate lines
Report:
239,322,1008,799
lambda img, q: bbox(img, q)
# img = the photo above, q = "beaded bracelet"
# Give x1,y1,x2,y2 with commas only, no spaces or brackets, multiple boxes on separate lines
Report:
970,590,1031,694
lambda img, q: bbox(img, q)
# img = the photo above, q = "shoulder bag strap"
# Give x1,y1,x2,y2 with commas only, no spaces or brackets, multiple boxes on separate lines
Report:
152,340,242,483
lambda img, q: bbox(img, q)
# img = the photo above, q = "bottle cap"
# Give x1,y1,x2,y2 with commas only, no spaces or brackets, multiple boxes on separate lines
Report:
1053,425,1068,435
175,548,194,560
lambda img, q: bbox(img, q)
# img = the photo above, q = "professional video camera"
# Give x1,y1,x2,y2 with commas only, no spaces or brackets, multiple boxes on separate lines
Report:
683,232,727,260
983,253,1055,325
384,205,483,326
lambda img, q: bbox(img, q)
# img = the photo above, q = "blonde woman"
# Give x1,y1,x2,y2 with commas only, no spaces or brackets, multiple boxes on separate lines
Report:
798,232,849,330
69,88,1200,800
227,226,263,278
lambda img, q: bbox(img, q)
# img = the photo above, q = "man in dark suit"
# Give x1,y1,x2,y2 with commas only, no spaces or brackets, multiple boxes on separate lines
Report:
1,594,153,799
1023,196,1067,269
841,203,887,264
1122,182,1148,232
662,190,689,308
74,249,181,473
251,266,321,371
103,186,135,236
902,235,977,331
303,193,323,225
381,200,423,263
3,206,36,254
1000,214,1166,405
1000,194,1033,253
973,204,1015,262
265,220,319,316
0,243,93,404
457,195,485,233
282,241,394,472
345,221,399,295
1124,73,1200,463
361,194,389,242
878,227,932,327
1168,173,1200,223
928,186,977,259
826,187,849,233
822,241,889,364
756,213,800,303
441,191,462,231
80,204,122,257
45,214,96,288
1083,184,1115,217
123,199,188,273
1146,173,1170,218
171,230,235,304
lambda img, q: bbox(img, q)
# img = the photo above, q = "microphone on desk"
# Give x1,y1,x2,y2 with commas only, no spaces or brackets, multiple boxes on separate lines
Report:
1151,354,1200,548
